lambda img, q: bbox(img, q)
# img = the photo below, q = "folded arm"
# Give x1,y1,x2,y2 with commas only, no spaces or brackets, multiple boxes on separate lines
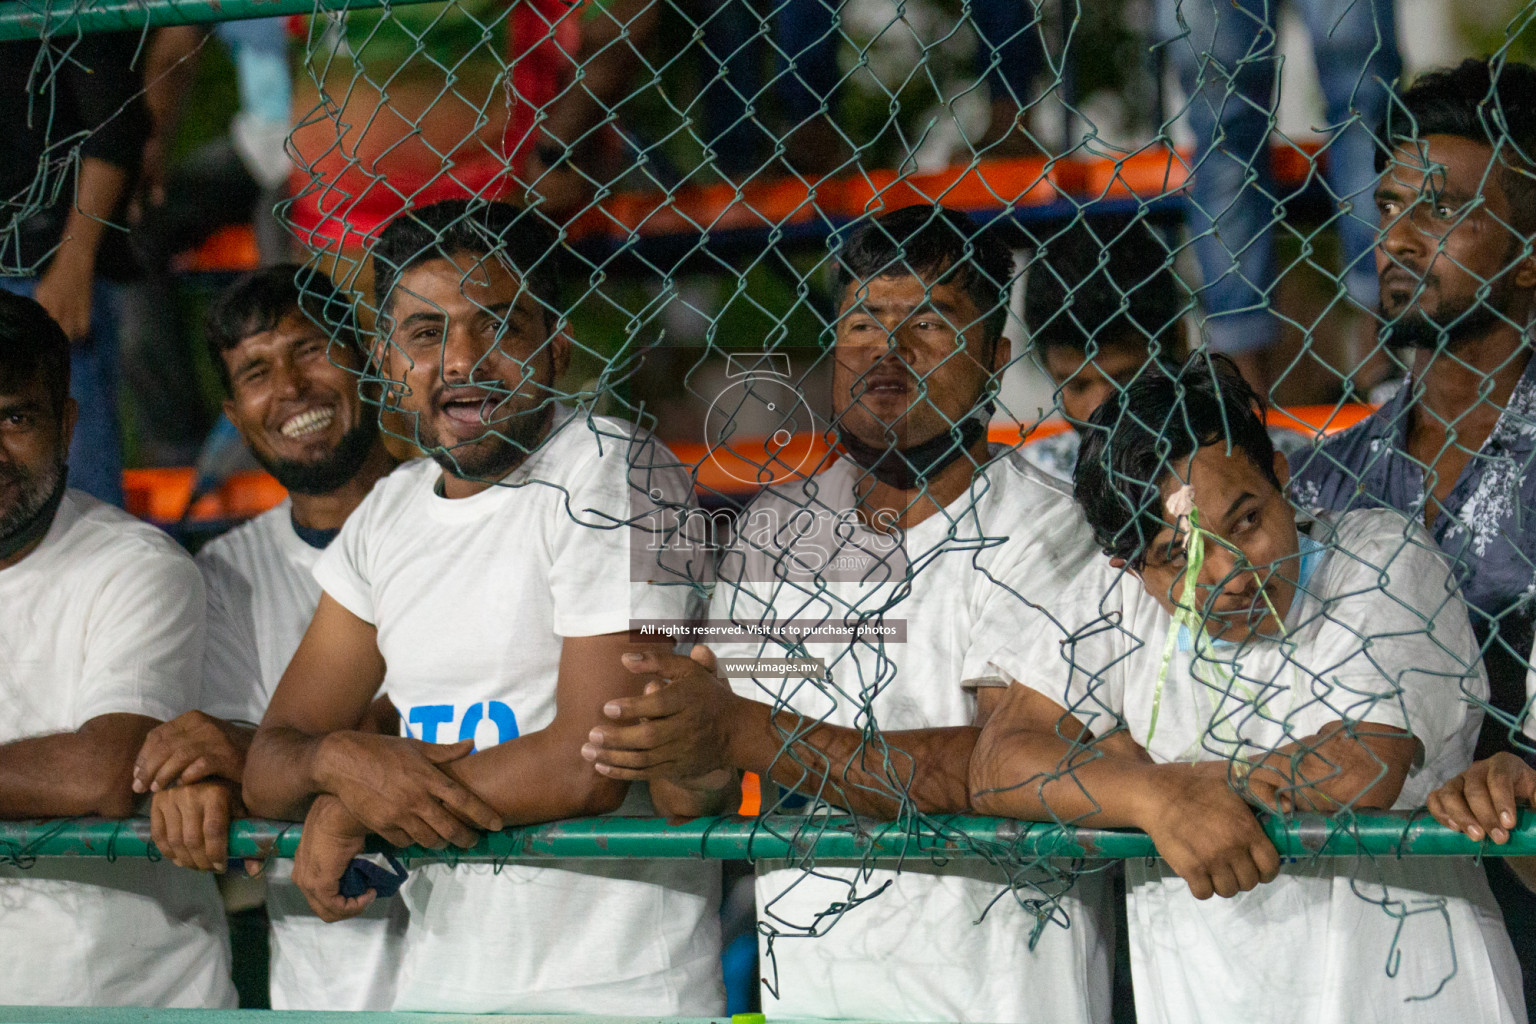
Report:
1248,720,1417,813
586,648,1003,818
0,714,159,819
436,632,675,824
970,682,1280,901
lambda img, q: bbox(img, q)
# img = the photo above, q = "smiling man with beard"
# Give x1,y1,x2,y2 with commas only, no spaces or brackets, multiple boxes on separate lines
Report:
0,291,235,1007
1286,60,1536,1011
127,265,405,1009
241,199,724,1015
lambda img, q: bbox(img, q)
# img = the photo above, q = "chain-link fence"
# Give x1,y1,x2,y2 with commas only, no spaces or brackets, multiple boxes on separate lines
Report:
6,0,1536,1020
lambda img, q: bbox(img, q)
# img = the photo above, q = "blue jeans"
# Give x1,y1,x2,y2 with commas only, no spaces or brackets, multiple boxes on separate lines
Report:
1158,0,1400,353
0,277,126,507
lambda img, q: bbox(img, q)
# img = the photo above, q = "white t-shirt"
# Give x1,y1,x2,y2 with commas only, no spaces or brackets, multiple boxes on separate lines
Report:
0,489,236,1008
712,450,1112,1024
313,410,723,1015
198,498,407,1010
989,508,1524,1024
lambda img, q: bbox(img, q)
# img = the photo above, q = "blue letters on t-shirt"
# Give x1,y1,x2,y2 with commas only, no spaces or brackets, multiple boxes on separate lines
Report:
406,702,520,749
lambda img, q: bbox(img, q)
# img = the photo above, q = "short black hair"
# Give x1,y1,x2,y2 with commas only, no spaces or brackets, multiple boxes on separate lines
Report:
1380,57,1536,233
1024,218,1187,359
0,290,70,413
206,264,364,394
1073,353,1279,567
834,204,1015,352
371,199,561,328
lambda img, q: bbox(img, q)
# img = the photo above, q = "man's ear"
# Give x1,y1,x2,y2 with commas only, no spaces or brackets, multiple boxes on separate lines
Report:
1272,449,1291,491
1512,233,1536,291
1109,555,1143,582
59,397,79,453
220,397,258,449
991,335,1013,376
549,322,572,381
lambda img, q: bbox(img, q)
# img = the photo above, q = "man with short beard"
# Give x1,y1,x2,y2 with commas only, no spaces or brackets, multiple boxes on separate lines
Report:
0,291,235,1006
582,206,1112,1023
1288,57,1536,1013
129,265,404,1009
241,199,724,1015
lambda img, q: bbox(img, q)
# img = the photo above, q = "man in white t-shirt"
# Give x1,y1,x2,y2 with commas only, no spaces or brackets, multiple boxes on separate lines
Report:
0,291,235,1007
129,265,404,1009
970,355,1524,1023
583,205,1112,1022
241,199,724,1014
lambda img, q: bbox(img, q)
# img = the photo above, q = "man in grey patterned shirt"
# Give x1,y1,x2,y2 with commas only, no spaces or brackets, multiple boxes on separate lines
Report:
1287,59,1536,1016
1289,58,1536,761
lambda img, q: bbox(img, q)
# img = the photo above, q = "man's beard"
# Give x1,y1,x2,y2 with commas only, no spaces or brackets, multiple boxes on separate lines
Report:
255,421,379,496
1382,266,1520,353
0,455,65,547
425,402,553,482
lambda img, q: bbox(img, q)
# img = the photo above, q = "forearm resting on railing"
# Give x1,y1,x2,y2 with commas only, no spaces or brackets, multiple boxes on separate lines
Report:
732,699,979,818
1247,721,1415,812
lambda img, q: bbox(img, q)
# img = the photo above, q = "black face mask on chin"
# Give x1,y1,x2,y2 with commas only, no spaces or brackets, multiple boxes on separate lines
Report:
0,469,67,562
839,414,990,491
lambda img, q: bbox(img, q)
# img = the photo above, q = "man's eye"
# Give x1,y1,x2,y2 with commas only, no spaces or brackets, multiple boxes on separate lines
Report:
3,413,30,428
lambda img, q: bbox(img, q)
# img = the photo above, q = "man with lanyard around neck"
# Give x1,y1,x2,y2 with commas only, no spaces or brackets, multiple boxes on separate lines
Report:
0,291,236,1006
582,205,1113,1023
971,354,1522,1023
130,265,405,1009
241,199,725,1015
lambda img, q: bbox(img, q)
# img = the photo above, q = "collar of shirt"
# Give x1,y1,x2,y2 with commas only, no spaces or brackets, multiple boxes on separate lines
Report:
1339,354,1536,532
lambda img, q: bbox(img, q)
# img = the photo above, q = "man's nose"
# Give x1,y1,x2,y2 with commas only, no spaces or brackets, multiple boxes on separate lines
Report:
273,358,307,400
1196,542,1248,595
1379,202,1428,267
440,322,491,381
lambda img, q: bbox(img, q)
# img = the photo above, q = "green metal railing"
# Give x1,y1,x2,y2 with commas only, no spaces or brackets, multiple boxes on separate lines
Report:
0,0,444,42
3,812,1534,865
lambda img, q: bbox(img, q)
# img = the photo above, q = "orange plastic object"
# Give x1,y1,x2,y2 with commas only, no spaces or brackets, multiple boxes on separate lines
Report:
1077,145,1191,201
1271,141,1326,189
122,406,1372,521
123,467,288,524
670,432,835,498
738,771,762,817
843,156,1082,218
170,223,262,275
1270,402,1375,438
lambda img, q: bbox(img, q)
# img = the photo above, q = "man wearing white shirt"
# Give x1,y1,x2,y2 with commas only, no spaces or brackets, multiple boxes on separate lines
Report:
241,199,724,1015
583,205,1113,1022
130,265,403,1009
0,290,235,1007
970,355,1523,1023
